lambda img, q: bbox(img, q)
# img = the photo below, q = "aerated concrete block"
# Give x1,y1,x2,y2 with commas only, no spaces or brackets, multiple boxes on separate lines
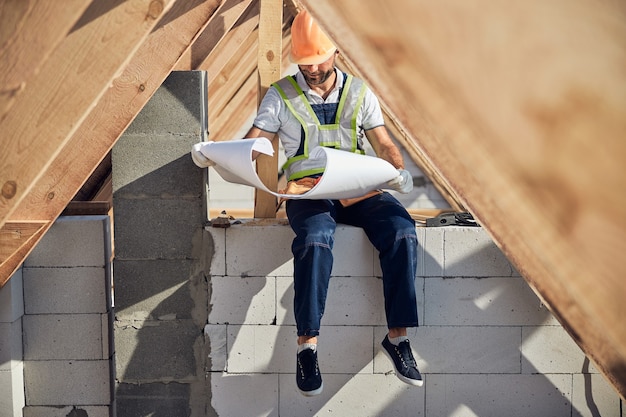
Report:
23,314,103,360
0,267,24,323
23,406,109,417
227,325,373,374
0,362,24,417
123,71,207,137
113,198,203,260
331,226,376,276
114,259,195,319
224,222,294,277
425,374,573,417
23,267,106,314
278,373,425,417
420,227,445,276
424,276,557,326
209,276,276,325
443,227,515,277
24,360,110,405
373,325,521,375
115,382,192,417
572,373,622,417
521,326,590,374
0,320,22,372
114,320,200,381
25,216,108,268
211,374,278,417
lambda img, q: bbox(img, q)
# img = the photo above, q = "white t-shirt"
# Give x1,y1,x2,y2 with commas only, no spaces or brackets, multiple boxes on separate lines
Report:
252,68,385,156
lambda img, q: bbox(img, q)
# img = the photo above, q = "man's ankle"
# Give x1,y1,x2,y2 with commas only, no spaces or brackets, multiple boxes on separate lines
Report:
388,327,407,339
298,336,318,345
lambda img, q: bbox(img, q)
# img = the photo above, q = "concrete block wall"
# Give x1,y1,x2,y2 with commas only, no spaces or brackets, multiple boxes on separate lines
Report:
112,70,210,416
20,215,114,417
207,222,622,417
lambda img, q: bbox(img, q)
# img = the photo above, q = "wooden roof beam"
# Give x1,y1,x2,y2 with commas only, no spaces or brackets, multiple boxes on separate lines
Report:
0,0,178,229
300,0,626,397
0,0,93,118
0,0,223,285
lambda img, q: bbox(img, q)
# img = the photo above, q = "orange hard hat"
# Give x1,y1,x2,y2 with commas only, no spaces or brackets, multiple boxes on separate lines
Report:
290,10,337,65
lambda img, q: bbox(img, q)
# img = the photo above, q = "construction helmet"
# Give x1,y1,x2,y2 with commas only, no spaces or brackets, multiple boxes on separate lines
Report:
290,10,337,65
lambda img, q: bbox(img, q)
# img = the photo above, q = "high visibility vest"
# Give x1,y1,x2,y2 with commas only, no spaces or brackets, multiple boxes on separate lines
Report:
272,73,368,181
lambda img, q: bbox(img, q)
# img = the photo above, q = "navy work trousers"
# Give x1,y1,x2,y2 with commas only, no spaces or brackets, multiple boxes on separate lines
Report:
286,191,419,337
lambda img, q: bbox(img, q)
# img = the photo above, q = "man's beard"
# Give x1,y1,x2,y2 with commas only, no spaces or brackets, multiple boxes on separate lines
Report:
302,67,334,86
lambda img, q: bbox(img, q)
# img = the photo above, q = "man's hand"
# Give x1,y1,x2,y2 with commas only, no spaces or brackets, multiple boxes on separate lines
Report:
387,169,413,194
191,142,216,168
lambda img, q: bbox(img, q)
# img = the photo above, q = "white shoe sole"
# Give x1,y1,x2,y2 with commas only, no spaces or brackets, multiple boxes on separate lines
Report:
298,382,323,397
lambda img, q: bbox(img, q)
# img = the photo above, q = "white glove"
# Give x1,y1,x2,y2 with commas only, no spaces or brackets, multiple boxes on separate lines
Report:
387,169,413,194
191,142,216,168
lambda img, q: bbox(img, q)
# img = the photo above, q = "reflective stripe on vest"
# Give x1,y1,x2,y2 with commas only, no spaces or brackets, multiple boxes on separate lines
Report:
272,74,367,181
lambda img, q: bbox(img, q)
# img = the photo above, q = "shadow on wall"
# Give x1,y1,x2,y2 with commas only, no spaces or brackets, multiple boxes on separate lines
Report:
384,243,607,417
113,154,211,416
218,233,612,416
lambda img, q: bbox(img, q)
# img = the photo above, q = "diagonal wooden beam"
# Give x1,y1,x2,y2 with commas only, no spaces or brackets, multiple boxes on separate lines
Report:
336,55,464,211
1,0,222,284
0,221,50,287
0,221,48,263
175,0,255,71
199,1,294,147
0,0,92,118
0,0,177,230
199,1,260,78
300,0,626,398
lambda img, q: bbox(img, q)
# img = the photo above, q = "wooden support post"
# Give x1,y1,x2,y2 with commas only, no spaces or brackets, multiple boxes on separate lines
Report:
254,0,282,218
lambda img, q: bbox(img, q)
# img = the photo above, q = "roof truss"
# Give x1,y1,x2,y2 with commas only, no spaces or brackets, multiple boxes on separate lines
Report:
0,0,624,399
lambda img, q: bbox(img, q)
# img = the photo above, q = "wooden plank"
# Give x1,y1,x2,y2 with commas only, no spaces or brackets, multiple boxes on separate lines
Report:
254,0,282,218
0,0,178,229
209,73,258,140
334,51,463,210
61,201,111,216
207,28,293,145
9,0,220,223
208,28,259,116
0,221,47,262
300,0,626,398
2,0,221,284
0,0,92,117
381,113,462,211
202,1,260,83
0,221,49,288
174,0,254,71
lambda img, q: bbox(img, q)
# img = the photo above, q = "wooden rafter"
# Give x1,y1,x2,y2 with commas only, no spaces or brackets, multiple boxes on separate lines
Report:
0,0,222,285
0,0,178,230
336,55,464,211
0,0,93,118
300,0,626,398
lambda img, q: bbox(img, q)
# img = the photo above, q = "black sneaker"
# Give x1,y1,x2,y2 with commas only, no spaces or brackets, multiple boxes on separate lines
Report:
296,347,323,396
381,335,424,387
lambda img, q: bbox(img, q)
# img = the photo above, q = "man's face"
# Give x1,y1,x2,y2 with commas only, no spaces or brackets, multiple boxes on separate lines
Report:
298,53,336,86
